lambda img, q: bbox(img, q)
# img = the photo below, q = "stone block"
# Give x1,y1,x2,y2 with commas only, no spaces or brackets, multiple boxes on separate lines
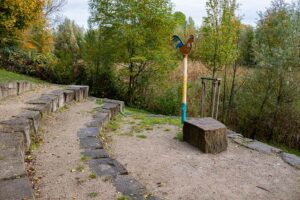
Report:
17,81,32,95
6,82,18,96
26,103,52,116
280,152,300,168
48,90,65,108
183,118,228,154
78,127,100,139
93,112,110,126
88,158,128,177
104,99,125,113
102,103,120,118
0,177,34,200
0,132,26,180
0,84,8,100
83,149,109,159
14,111,42,134
67,85,89,100
0,118,34,150
80,137,103,149
113,175,146,200
63,90,75,103
86,118,104,129
40,94,59,112
95,107,112,119
66,86,81,101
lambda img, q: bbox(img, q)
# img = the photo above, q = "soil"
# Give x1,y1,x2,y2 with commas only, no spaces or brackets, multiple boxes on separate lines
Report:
31,99,119,200
107,115,300,200
0,84,61,122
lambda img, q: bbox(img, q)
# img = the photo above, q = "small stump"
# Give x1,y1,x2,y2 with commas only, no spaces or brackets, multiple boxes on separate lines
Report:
183,118,228,154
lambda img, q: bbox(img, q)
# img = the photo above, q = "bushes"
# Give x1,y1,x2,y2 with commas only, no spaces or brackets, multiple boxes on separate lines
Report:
0,47,56,81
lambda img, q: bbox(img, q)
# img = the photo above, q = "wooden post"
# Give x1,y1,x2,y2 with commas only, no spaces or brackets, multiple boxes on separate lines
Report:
215,79,221,119
182,54,188,123
201,78,206,118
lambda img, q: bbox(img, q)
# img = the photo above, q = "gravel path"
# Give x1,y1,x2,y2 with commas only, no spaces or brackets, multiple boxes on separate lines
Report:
32,99,118,200
107,115,300,200
0,84,61,121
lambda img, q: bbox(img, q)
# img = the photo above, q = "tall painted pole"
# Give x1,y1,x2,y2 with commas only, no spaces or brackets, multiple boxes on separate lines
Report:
182,54,188,123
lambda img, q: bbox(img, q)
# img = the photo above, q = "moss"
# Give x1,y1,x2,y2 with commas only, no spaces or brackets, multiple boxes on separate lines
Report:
175,132,184,142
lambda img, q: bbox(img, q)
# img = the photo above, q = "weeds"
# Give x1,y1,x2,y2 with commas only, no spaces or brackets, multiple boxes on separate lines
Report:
89,172,97,179
137,134,147,139
88,192,98,198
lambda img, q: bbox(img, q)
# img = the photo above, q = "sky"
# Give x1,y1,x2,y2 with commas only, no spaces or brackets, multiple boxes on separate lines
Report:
61,0,293,29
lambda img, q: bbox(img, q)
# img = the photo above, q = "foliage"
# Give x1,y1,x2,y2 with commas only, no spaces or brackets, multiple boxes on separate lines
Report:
198,0,240,77
235,0,300,150
89,0,177,104
0,0,43,46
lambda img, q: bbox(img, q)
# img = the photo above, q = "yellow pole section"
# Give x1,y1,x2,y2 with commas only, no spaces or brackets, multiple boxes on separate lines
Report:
182,54,188,123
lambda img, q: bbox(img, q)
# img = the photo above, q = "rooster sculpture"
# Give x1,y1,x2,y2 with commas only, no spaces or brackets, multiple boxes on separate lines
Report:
172,35,194,55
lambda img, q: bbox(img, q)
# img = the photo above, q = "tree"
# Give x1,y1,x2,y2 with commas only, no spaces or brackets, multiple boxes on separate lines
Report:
236,0,300,148
89,0,177,104
198,0,240,78
0,0,43,46
53,18,85,83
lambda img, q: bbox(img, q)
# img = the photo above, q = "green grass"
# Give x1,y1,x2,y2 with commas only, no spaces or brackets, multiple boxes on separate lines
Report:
89,172,97,179
0,155,4,160
125,107,182,127
117,196,129,200
268,142,300,157
76,164,85,172
88,192,98,198
175,132,184,142
0,68,45,84
81,154,91,162
136,134,147,139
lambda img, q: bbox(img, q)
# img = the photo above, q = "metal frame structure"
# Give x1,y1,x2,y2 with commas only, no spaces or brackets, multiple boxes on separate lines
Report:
201,77,222,120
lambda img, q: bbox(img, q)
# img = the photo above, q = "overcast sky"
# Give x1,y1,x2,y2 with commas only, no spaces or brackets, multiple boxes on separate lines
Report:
61,0,293,29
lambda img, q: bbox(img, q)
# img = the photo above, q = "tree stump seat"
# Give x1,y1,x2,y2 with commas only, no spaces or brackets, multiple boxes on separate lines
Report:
183,118,228,154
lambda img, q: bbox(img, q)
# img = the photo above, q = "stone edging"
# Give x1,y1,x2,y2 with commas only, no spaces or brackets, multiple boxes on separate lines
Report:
227,130,300,169
0,85,89,200
0,81,33,100
79,99,161,200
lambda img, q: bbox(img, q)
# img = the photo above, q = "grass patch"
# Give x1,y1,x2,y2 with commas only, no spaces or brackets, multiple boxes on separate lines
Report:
58,105,69,113
0,155,4,160
268,142,300,157
76,165,85,172
81,154,91,162
125,107,181,127
0,68,45,84
117,196,130,200
137,134,147,139
88,192,98,198
89,172,97,179
175,132,184,142
96,99,104,105
107,114,123,131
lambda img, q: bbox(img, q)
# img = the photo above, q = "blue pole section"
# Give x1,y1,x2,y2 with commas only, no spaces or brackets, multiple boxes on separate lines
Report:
182,103,187,123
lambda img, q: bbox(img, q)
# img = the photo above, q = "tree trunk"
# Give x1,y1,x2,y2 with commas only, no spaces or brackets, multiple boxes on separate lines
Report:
222,65,227,122
227,62,238,123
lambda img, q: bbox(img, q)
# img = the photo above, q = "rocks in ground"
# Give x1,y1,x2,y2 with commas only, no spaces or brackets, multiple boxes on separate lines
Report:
0,177,34,200
80,137,103,149
280,152,300,169
89,158,128,177
183,118,228,154
83,149,109,159
78,127,100,138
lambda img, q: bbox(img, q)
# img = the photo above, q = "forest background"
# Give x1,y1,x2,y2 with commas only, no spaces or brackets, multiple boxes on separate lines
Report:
0,0,299,151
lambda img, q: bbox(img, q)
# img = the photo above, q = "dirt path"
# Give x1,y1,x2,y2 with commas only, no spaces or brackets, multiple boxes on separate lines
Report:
106,112,300,200
32,99,118,200
0,84,61,121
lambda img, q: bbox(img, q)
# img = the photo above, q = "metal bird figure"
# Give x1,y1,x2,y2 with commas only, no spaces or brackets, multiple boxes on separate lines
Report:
172,35,194,55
